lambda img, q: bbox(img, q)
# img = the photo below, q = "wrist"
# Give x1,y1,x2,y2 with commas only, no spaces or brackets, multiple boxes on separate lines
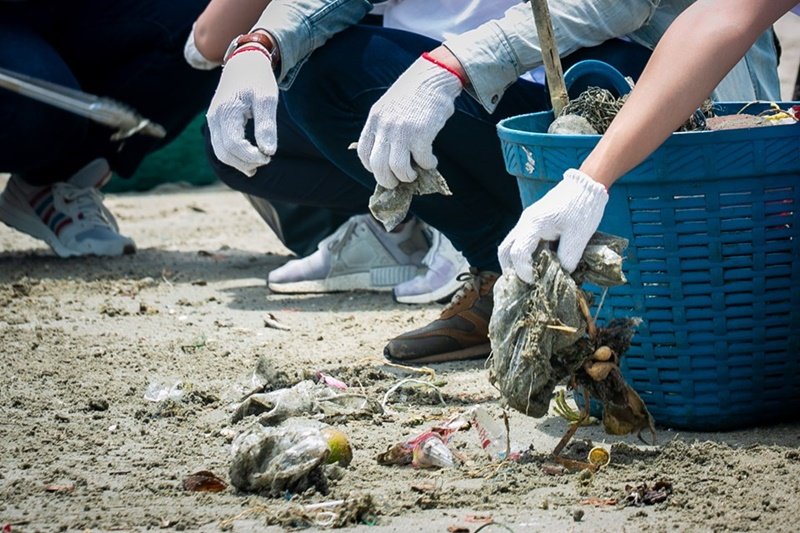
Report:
421,51,467,87
565,168,608,196
224,30,281,71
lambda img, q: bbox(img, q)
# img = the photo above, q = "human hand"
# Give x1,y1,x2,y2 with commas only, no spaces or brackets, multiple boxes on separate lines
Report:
206,46,277,177
357,55,463,189
183,23,221,70
498,169,608,281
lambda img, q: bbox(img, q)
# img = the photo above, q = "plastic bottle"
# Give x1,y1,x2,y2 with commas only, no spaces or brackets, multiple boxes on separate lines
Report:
471,406,511,460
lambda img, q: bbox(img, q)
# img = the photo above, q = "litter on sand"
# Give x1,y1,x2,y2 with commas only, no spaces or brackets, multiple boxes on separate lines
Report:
488,232,656,447
229,418,352,495
232,379,381,425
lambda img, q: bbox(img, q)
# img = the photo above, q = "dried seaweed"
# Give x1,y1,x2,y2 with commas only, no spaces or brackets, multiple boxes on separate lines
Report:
558,86,712,133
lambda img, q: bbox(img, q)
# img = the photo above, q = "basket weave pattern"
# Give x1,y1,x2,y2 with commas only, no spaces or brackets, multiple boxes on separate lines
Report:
498,103,800,430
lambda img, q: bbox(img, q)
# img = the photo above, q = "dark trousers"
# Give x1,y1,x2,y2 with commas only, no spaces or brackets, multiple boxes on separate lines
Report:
0,0,218,184
208,25,652,271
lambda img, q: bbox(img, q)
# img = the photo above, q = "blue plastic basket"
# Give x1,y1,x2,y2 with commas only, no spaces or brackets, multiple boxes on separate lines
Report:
497,65,800,430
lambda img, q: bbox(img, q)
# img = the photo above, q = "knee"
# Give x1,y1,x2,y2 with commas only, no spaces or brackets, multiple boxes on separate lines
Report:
284,26,387,124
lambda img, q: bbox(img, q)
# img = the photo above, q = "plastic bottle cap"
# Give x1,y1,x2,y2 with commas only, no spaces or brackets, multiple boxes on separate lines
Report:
588,446,610,467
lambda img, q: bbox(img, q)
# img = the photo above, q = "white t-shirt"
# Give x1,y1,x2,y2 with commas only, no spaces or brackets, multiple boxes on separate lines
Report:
375,0,520,41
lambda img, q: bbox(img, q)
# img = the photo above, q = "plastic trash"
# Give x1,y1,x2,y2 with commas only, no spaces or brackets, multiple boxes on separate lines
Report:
315,371,348,391
488,234,629,417
470,407,513,461
233,380,380,425
410,433,455,469
229,418,352,495
376,416,468,469
143,379,183,402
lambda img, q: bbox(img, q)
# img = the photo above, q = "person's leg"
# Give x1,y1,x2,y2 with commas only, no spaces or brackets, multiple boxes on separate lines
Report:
204,96,430,293
0,12,135,257
0,16,89,183
247,195,353,258
209,99,372,213
206,96,367,256
49,0,219,178
287,25,652,363
288,27,653,273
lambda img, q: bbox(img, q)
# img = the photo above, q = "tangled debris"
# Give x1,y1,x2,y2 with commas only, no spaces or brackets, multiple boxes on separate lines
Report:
488,233,655,446
623,480,674,506
557,87,627,134
233,380,381,425
551,86,714,134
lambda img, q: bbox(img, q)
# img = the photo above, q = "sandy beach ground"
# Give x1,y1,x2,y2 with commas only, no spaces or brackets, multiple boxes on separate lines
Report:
1,13,799,533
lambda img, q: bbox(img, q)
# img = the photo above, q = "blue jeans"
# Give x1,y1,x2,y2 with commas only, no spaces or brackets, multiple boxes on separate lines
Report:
0,0,218,184
210,98,365,256
209,25,651,271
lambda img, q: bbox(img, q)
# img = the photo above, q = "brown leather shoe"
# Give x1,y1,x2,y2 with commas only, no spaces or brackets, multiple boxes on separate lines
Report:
384,268,499,364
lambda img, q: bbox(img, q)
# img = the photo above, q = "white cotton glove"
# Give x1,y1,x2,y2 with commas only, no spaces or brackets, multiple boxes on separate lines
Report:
357,56,463,189
498,168,608,282
206,47,277,177
183,23,221,70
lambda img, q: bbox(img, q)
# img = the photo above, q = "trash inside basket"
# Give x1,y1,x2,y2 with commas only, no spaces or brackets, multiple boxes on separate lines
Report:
497,101,800,430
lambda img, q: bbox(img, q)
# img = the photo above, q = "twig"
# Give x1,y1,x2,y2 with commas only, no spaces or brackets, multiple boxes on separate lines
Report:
593,287,609,323
474,522,516,533
502,410,511,460
356,356,437,380
546,323,578,333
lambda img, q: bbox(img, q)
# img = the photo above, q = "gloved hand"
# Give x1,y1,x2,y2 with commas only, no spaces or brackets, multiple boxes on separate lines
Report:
206,46,277,177
357,56,463,189
183,23,221,70
498,168,608,282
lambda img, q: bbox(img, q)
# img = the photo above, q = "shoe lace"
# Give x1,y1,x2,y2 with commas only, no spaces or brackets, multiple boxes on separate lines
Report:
443,267,483,312
326,218,360,254
54,182,111,226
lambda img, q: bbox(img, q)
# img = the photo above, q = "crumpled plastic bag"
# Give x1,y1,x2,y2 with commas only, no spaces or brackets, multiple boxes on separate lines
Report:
368,167,451,231
487,233,630,418
233,380,381,425
229,419,330,494
347,142,452,231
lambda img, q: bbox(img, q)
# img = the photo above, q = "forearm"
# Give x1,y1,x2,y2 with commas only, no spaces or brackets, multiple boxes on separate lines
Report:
582,0,797,188
443,0,656,113
194,0,272,63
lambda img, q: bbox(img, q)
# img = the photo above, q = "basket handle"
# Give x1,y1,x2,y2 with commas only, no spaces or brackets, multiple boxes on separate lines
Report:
563,60,632,99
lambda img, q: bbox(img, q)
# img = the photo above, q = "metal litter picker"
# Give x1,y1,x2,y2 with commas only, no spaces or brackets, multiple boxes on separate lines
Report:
0,66,166,141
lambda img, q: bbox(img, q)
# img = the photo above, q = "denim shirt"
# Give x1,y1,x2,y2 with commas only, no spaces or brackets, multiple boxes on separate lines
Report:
257,0,779,113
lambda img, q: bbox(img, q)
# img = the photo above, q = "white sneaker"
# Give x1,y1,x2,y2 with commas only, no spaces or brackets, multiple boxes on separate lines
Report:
393,224,469,304
0,159,136,257
268,214,427,293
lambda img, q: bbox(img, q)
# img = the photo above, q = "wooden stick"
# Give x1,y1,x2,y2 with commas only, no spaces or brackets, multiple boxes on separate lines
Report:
530,0,569,117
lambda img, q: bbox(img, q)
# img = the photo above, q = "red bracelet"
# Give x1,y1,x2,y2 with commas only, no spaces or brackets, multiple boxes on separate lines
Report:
421,52,467,86
226,45,272,64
